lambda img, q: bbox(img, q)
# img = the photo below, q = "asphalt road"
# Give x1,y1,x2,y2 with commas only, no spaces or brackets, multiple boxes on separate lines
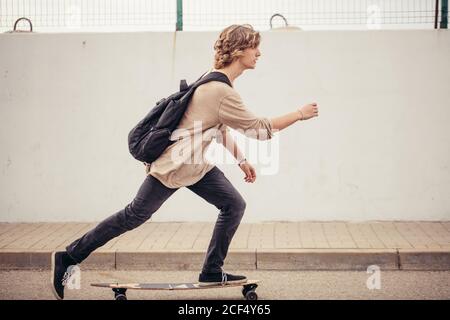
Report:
1,269,449,300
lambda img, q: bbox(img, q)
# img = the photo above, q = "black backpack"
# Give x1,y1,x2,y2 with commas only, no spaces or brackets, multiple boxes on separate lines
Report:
127,71,232,164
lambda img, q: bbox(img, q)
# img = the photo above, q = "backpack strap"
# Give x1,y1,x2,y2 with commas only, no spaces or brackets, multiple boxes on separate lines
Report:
178,70,232,93
192,71,232,88
196,70,209,81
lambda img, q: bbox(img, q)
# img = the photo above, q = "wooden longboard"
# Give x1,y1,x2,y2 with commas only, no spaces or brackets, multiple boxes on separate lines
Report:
91,280,260,300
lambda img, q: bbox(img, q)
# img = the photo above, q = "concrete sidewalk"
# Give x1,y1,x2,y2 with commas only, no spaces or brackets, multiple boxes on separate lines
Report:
1,221,449,271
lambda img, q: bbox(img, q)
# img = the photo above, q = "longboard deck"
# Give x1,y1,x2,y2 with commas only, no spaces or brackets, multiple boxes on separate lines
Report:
91,280,260,290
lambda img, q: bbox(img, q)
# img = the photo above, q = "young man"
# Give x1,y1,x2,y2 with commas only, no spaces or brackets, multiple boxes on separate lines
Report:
51,24,319,299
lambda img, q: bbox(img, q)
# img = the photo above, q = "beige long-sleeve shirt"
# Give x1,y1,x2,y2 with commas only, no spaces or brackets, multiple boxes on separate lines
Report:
146,69,274,188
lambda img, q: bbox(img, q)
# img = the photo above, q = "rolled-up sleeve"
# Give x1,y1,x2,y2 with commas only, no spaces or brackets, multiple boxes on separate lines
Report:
218,93,273,140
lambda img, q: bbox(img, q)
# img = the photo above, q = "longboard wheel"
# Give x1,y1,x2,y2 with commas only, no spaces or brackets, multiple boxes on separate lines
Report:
242,283,258,300
115,293,127,300
245,290,258,300
113,288,127,300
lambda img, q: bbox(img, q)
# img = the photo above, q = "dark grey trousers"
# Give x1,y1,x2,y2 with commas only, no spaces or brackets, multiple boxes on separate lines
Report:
66,166,246,273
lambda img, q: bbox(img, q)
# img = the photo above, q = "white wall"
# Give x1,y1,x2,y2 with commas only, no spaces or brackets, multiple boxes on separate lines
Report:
0,30,449,222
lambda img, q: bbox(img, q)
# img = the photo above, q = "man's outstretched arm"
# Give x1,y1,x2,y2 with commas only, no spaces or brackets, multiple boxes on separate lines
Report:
270,102,319,131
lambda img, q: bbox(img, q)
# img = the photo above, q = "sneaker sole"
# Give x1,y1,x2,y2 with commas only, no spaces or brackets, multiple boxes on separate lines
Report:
198,279,247,287
50,251,63,300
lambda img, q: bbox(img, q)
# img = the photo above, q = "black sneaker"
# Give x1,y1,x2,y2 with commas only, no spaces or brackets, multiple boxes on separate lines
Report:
198,271,247,287
50,251,77,300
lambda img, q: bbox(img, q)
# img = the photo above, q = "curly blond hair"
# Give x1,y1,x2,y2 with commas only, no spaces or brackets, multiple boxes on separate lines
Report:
213,24,260,69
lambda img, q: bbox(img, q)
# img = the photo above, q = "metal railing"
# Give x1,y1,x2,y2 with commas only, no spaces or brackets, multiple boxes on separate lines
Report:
1,0,448,33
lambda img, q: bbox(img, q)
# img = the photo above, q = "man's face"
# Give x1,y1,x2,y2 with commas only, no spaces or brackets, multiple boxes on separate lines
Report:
241,46,261,69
